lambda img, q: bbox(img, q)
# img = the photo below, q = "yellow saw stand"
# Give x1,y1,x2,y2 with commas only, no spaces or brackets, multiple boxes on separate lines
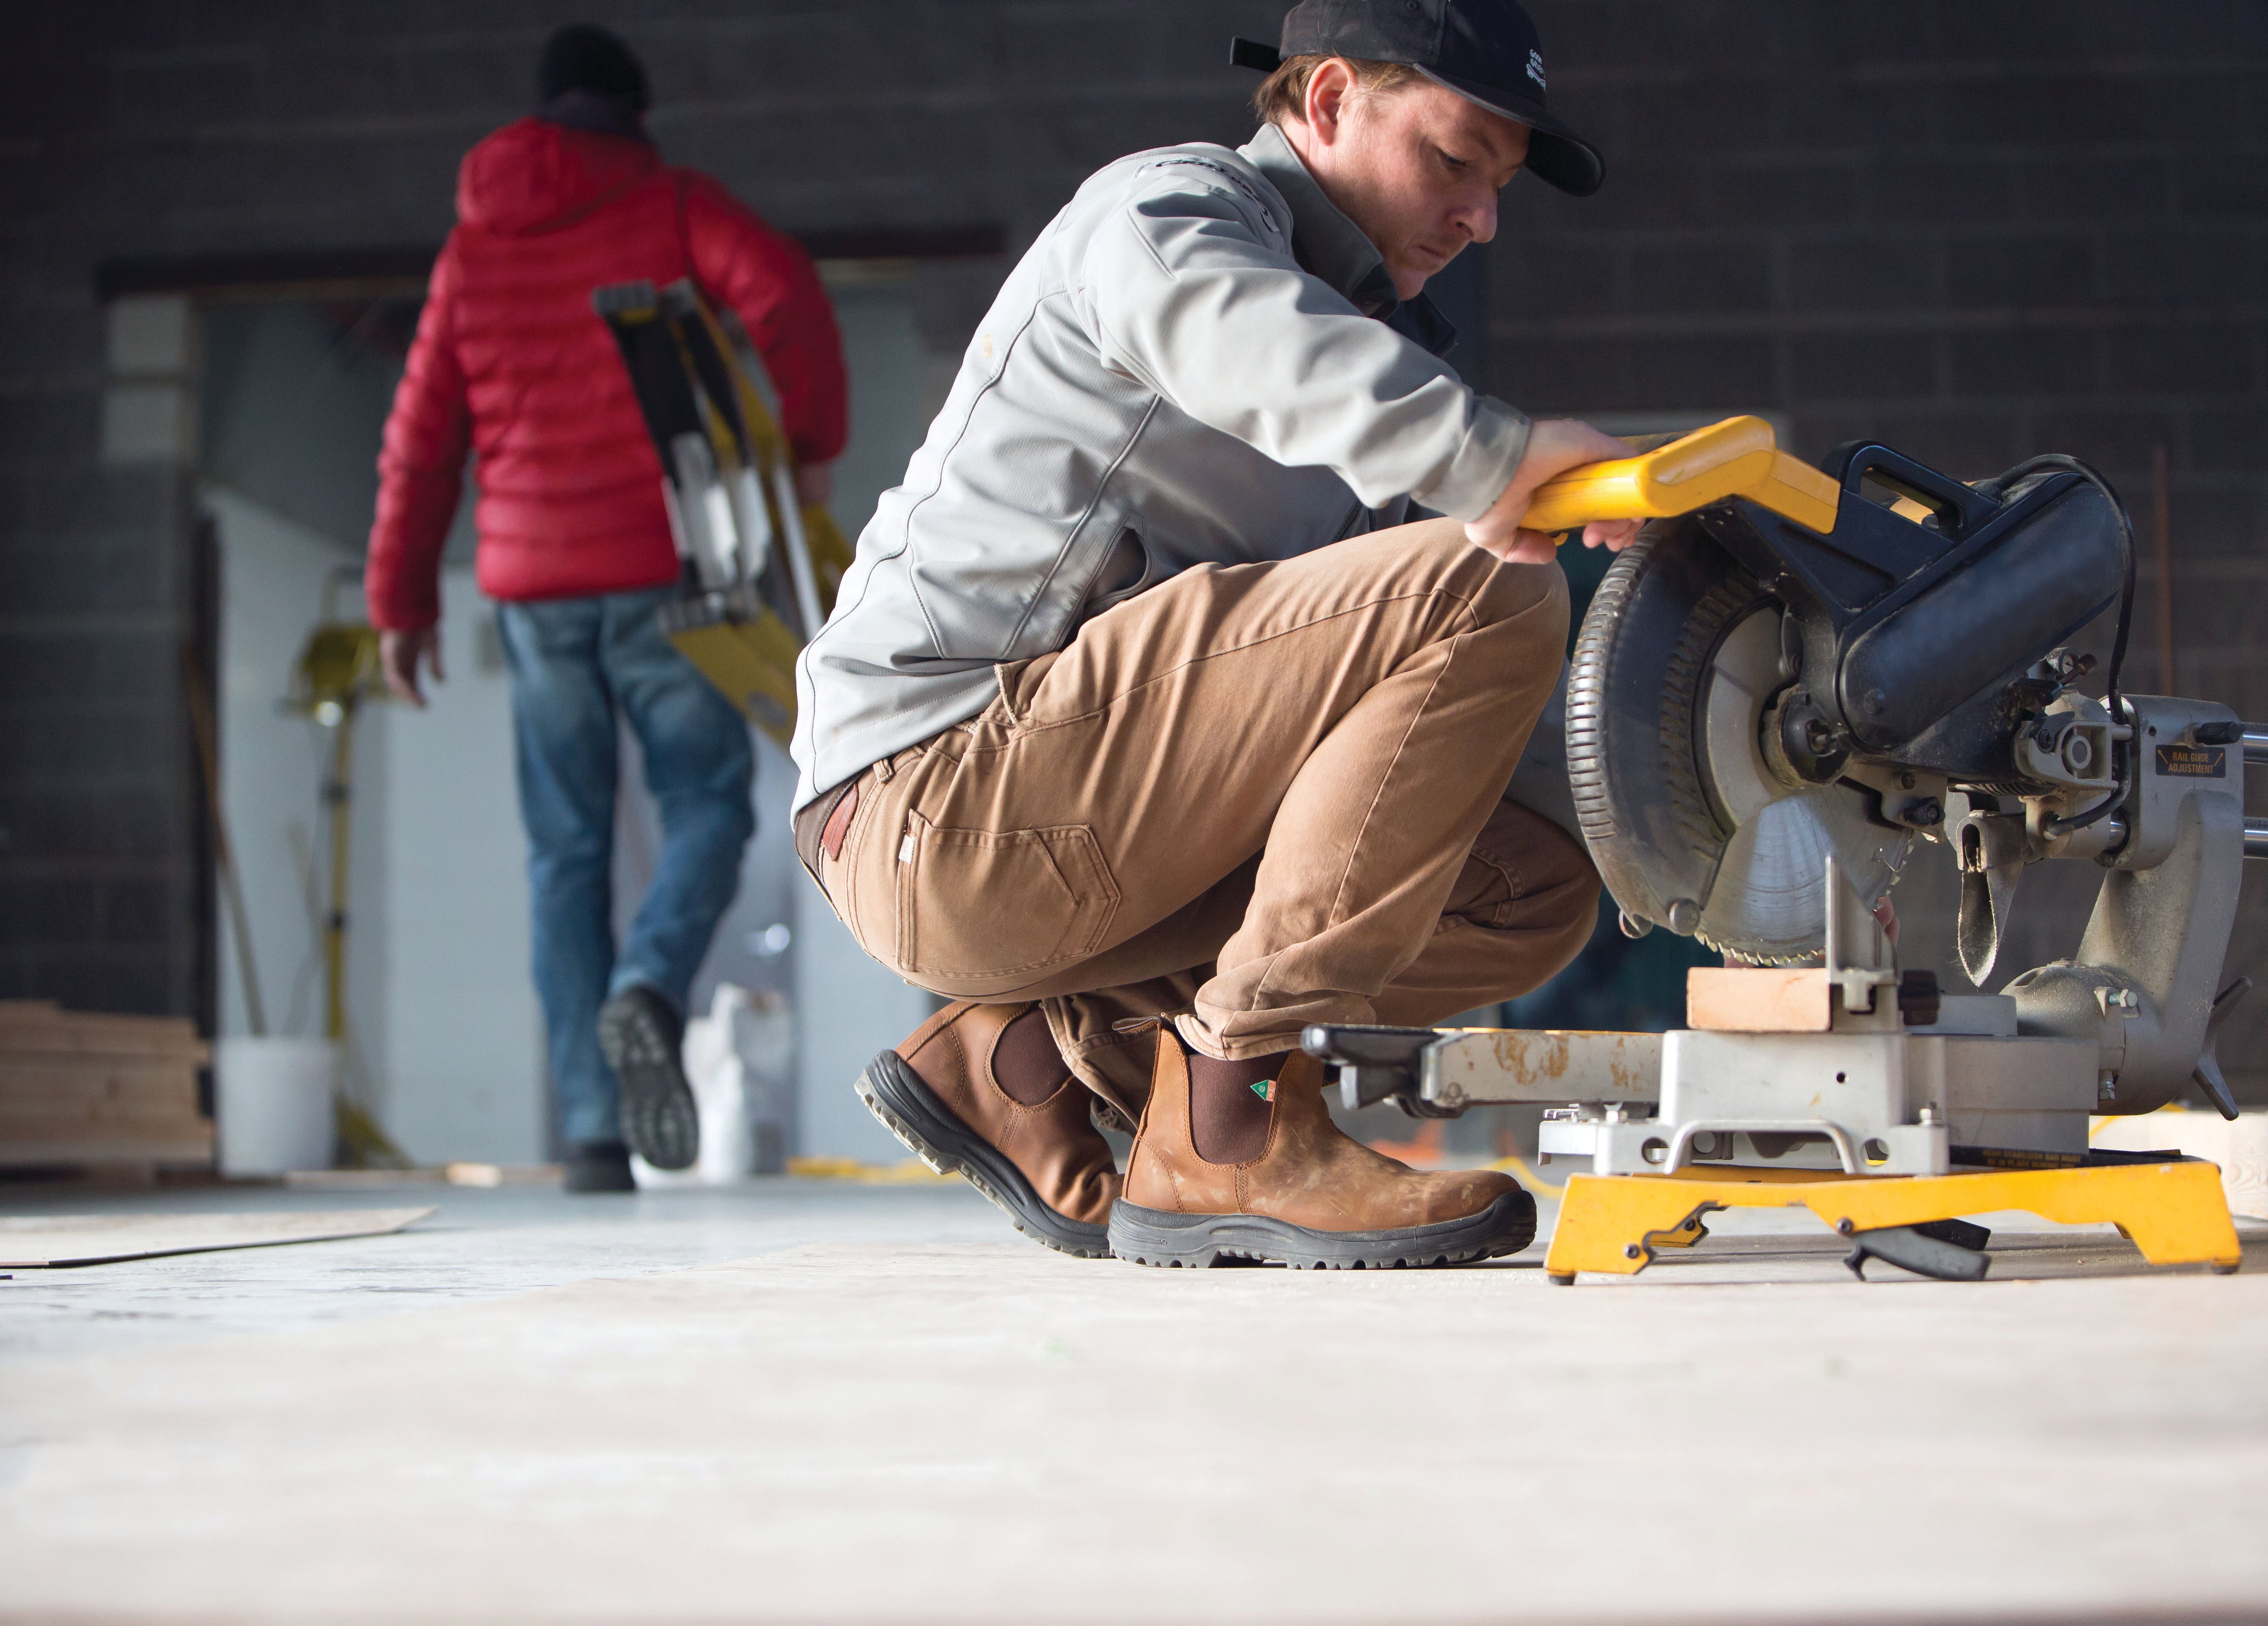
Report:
1544,1161,2241,1283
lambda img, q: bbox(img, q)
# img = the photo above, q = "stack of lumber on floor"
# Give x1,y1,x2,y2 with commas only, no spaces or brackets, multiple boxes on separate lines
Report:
0,1002,213,1173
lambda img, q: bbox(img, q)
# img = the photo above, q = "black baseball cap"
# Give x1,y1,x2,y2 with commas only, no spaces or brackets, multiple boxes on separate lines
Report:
1233,0,1603,197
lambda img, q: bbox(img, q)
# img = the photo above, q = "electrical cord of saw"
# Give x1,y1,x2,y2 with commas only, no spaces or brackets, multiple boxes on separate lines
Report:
1978,454,2138,842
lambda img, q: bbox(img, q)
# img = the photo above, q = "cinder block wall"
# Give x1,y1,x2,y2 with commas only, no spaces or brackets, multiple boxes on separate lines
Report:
7,3,2264,1087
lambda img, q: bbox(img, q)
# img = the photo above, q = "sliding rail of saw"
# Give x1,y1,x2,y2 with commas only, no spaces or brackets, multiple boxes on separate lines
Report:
1306,417,2262,1286
594,279,853,747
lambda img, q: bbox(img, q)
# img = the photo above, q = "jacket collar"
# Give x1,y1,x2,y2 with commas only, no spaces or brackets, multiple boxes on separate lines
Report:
1237,122,1458,360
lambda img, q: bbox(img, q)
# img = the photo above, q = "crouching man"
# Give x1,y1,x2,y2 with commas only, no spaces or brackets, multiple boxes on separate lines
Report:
791,0,1637,1267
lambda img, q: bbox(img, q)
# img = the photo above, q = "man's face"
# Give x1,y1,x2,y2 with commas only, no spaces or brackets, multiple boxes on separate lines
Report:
1292,66,1532,301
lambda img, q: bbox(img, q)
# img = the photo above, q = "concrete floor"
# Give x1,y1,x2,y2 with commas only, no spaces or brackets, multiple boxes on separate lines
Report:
2,1177,2266,1626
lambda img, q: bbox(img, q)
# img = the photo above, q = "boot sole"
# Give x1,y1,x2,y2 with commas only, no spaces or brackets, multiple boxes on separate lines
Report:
855,1051,1112,1260
1108,1190,1537,1270
597,992,699,1172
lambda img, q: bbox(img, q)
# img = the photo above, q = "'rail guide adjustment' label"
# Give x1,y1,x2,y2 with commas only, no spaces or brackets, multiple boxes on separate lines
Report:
2154,743,2227,778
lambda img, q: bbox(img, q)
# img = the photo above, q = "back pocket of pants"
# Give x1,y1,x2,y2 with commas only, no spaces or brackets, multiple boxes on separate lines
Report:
894,815,1120,984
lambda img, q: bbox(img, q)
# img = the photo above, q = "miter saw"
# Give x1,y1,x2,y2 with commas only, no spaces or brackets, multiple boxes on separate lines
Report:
1305,417,2263,1283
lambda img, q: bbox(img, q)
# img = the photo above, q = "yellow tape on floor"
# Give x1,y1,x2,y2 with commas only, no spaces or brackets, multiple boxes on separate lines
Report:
785,1157,960,1185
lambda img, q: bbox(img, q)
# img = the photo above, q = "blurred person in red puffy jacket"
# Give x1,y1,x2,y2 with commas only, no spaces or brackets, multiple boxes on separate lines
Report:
364,24,848,1193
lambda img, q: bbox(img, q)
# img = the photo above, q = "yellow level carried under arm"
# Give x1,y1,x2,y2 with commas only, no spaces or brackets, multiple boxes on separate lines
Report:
1522,414,1842,538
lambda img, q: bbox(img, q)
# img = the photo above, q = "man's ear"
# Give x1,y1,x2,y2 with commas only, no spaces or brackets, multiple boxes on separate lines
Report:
1302,57,1358,146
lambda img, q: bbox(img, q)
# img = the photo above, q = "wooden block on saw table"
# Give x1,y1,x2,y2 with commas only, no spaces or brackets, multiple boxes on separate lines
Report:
1687,967,1833,1033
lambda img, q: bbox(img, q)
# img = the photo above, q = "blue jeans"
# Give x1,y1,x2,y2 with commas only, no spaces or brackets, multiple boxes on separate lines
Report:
496,587,755,1148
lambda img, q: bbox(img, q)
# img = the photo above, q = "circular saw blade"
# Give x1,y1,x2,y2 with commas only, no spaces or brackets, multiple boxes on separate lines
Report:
1695,785,1910,960
1690,608,1910,962
1564,519,1910,963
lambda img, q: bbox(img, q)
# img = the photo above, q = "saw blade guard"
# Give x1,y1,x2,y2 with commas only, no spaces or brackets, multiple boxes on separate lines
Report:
1566,518,1912,962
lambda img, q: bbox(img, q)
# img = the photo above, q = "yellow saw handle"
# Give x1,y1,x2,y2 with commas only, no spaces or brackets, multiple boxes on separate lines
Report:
1523,415,1841,538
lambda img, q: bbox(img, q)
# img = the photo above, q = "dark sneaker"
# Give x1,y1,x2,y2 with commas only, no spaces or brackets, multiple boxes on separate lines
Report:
563,1140,636,1193
597,985,698,1171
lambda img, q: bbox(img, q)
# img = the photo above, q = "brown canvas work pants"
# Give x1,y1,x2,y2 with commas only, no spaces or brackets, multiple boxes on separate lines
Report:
795,518,1601,1118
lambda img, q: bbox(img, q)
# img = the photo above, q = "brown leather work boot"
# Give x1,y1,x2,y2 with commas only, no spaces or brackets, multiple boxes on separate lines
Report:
1109,1033,1535,1269
856,1002,1120,1258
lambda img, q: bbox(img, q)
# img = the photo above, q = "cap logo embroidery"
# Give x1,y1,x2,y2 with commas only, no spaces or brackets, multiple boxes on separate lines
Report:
1527,49,1547,90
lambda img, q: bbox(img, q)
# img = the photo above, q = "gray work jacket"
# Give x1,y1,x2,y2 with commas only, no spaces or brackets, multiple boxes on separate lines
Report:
791,122,1534,809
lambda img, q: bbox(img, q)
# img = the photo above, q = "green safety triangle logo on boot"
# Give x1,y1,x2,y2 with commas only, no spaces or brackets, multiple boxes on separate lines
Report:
1251,1079,1274,1102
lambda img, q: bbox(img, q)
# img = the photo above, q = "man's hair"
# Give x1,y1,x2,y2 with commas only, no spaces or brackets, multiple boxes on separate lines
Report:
1253,54,1427,127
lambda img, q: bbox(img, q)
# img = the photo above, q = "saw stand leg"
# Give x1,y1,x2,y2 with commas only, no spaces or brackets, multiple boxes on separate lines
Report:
1542,1161,2243,1284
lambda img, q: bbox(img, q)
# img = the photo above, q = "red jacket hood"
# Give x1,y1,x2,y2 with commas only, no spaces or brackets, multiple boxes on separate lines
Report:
455,117,662,235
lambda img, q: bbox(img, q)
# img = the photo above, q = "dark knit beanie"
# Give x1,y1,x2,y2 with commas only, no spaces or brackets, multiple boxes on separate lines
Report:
537,24,650,113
